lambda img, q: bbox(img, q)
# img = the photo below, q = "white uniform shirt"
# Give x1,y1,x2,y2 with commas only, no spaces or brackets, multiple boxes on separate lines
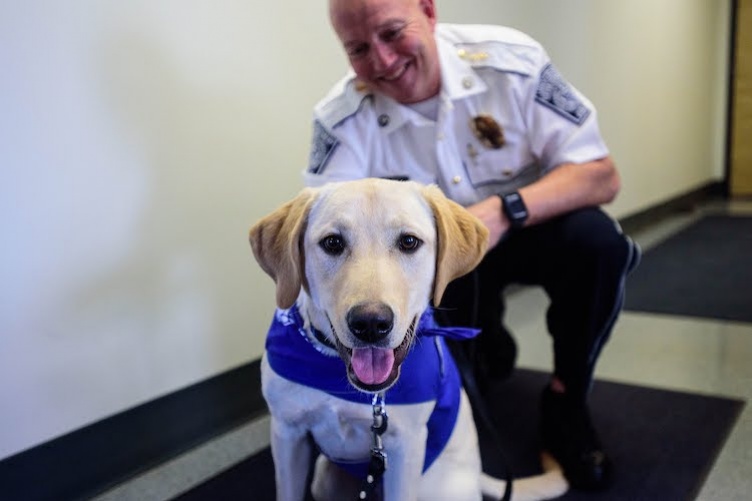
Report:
305,24,609,207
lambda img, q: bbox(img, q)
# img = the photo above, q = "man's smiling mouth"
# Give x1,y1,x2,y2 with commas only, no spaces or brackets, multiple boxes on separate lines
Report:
381,61,410,82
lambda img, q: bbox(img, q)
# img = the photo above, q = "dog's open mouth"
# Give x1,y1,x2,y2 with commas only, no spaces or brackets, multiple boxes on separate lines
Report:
332,316,417,393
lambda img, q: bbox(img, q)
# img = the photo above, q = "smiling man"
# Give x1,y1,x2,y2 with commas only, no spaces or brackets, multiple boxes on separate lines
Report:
329,0,441,104
304,0,641,491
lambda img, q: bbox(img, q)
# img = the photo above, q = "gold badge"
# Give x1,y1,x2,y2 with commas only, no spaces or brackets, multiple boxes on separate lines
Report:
470,114,505,149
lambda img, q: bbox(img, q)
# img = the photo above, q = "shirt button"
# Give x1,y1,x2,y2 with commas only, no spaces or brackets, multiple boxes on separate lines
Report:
462,77,474,89
452,175,462,184
377,114,390,127
502,169,514,177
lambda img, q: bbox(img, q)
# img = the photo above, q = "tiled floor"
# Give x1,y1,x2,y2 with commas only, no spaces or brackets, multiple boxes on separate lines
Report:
95,200,752,501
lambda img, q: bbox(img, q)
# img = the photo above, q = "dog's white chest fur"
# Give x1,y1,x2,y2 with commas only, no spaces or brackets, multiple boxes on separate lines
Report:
262,355,434,466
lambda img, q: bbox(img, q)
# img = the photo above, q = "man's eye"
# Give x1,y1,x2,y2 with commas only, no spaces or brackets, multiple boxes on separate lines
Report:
319,235,346,255
381,25,404,42
398,234,422,253
347,44,368,59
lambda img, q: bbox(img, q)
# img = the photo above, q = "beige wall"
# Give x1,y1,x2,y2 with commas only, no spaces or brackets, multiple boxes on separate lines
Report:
0,0,731,459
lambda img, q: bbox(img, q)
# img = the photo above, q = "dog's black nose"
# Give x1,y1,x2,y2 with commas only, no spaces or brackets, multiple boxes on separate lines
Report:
347,302,394,343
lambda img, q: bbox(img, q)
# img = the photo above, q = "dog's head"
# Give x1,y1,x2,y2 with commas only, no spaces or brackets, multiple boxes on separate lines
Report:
250,179,488,392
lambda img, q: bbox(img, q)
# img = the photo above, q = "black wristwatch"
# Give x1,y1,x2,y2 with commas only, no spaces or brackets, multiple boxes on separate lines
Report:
499,191,528,229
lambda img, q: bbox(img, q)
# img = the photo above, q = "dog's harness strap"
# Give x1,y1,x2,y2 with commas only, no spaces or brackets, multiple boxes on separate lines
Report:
358,393,388,500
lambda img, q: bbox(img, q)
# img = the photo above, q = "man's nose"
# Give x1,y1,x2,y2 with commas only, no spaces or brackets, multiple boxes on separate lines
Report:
371,42,397,71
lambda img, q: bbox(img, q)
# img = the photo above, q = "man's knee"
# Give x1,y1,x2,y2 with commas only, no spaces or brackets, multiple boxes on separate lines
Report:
560,208,632,271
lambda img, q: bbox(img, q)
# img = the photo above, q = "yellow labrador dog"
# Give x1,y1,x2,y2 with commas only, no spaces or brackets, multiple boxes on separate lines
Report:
250,179,567,501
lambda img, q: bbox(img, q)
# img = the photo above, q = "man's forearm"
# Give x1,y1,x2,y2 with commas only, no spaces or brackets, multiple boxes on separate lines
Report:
467,156,619,249
520,156,620,227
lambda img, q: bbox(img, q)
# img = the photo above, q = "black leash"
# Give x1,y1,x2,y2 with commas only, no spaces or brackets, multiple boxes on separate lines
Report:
442,269,514,501
449,340,513,501
353,359,513,501
357,393,388,500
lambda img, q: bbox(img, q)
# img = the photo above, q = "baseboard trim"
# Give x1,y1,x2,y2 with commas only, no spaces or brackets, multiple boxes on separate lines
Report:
0,360,266,501
618,181,725,234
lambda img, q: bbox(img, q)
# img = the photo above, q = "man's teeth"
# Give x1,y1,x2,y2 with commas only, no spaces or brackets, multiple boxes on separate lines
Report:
384,65,407,81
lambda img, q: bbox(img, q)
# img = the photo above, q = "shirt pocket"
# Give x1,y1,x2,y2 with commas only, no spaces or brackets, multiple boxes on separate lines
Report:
462,140,531,188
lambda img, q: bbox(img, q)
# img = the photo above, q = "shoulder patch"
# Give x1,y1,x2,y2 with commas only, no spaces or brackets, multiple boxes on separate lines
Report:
307,120,339,175
535,64,591,125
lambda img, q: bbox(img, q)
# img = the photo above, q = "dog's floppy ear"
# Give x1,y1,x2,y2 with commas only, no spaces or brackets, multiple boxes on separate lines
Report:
422,185,489,306
249,188,316,309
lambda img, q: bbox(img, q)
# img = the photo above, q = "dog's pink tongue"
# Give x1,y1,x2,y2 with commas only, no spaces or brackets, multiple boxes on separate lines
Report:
351,347,394,386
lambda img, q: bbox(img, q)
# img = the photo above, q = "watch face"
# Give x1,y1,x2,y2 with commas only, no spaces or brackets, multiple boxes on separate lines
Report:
503,192,528,225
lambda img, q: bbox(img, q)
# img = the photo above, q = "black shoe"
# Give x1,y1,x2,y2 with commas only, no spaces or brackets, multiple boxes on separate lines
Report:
540,387,613,491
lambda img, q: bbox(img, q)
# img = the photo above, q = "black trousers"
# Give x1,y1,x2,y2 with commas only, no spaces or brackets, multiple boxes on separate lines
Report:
439,207,640,400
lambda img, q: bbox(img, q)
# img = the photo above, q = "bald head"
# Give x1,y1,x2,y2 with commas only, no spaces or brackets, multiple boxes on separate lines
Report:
330,0,414,23
328,0,441,104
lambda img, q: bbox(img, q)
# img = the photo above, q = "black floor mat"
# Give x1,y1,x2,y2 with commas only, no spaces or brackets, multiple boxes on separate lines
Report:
175,369,743,501
624,215,752,323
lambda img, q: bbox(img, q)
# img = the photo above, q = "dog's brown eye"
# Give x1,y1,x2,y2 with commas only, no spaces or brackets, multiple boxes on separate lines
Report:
398,234,422,253
320,235,346,255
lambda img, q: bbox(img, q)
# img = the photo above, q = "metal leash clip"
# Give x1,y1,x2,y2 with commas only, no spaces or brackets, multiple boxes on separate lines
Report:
358,392,388,500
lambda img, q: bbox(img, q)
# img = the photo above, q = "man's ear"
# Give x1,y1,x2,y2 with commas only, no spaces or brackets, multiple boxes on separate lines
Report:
419,0,437,22
249,188,316,309
422,185,489,306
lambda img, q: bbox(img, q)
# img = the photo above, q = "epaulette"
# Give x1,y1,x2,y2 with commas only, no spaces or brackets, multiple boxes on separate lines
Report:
454,40,540,76
316,77,373,129
436,24,545,76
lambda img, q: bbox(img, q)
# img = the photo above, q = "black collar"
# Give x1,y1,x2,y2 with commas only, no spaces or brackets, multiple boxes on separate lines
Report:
310,324,337,350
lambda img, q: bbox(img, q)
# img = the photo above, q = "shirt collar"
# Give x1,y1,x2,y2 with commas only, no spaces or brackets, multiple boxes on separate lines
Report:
436,35,488,101
369,35,487,133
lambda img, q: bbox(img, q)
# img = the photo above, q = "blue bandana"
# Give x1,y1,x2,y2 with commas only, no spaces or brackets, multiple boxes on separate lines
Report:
264,306,479,477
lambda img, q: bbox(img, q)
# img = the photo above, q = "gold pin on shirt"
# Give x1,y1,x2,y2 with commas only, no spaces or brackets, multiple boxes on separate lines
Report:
457,49,489,63
470,114,505,149
354,80,370,93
